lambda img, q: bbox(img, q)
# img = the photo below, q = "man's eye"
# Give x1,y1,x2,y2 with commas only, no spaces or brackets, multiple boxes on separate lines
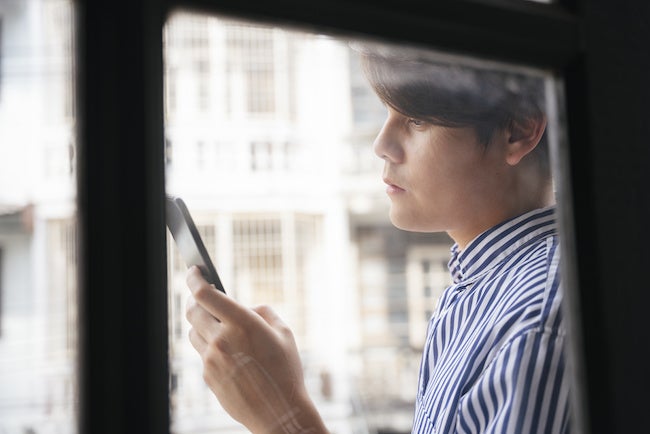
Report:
408,118,425,127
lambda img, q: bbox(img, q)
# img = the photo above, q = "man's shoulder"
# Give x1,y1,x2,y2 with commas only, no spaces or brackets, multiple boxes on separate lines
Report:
489,231,560,286
483,232,563,335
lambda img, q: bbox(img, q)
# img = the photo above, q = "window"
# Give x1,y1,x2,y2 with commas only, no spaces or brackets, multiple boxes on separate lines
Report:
76,2,650,434
226,23,277,115
407,246,452,348
232,216,284,303
164,14,567,432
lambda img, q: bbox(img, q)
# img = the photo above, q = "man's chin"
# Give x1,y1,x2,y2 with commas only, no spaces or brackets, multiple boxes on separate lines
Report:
389,209,444,234
389,210,421,232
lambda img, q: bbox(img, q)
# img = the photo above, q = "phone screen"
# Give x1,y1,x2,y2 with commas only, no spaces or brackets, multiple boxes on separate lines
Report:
165,195,226,293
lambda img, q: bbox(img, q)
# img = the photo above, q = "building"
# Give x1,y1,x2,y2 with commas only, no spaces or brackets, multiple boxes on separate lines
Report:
0,0,77,433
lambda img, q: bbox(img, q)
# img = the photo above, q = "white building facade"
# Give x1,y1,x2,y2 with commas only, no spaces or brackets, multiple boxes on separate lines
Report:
0,0,77,433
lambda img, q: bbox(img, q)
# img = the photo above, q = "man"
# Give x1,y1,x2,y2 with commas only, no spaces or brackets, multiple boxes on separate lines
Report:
185,44,570,433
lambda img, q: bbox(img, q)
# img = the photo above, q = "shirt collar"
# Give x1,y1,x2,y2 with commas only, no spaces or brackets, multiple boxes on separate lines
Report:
448,206,557,284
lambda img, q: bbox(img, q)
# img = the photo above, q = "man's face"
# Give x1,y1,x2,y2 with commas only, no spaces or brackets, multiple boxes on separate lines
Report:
374,106,511,246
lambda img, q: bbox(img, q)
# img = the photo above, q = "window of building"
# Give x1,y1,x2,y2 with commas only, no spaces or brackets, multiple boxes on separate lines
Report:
226,24,277,115
232,216,284,303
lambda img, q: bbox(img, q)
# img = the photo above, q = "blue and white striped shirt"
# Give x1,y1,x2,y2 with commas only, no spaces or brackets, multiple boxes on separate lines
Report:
412,206,570,434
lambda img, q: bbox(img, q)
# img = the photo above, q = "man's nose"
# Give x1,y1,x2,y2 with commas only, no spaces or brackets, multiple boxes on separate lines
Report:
373,117,404,163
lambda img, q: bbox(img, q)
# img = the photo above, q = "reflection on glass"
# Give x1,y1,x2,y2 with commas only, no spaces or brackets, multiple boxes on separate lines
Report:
0,0,78,432
164,12,566,434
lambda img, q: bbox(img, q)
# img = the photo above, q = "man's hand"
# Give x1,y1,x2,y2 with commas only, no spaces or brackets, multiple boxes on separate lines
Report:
185,266,328,434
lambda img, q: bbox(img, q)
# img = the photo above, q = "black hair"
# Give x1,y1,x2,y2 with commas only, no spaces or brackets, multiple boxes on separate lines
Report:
359,47,550,174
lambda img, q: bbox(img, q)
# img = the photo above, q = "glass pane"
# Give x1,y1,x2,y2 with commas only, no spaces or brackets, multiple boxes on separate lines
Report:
164,12,569,434
0,0,78,432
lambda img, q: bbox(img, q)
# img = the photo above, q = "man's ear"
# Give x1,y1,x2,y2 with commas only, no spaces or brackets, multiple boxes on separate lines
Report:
505,115,547,166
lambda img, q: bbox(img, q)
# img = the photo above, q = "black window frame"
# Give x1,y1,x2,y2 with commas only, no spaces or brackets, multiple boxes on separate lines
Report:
75,1,650,433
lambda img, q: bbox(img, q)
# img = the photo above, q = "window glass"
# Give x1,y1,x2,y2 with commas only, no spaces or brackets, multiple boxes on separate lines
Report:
0,0,78,432
164,12,565,434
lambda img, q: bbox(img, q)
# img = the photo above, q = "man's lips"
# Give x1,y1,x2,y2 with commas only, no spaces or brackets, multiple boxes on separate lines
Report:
383,178,406,194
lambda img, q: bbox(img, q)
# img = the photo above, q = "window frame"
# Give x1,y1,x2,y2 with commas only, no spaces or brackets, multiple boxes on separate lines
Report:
75,1,650,434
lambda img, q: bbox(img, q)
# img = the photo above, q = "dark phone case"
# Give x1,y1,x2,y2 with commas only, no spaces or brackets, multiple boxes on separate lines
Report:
165,195,226,293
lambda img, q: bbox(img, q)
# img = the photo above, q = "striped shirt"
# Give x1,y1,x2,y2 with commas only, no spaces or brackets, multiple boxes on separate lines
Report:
412,206,570,434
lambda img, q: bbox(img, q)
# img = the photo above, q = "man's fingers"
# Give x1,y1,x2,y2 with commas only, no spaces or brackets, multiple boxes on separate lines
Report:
186,266,256,325
188,327,208,354
186,296,222,340
187,300,234,357
253,305,288,330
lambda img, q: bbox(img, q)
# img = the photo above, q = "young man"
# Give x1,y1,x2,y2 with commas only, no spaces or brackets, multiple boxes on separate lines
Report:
185,45,570,433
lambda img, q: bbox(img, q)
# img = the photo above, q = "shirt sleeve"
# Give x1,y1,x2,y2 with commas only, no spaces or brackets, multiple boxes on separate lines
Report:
454,329,571,434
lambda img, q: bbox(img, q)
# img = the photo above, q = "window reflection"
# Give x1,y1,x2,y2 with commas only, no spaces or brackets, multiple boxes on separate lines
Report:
164,12,562,434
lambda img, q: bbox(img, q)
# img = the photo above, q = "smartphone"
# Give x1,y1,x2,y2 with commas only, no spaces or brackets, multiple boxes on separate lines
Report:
165,195,226,293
